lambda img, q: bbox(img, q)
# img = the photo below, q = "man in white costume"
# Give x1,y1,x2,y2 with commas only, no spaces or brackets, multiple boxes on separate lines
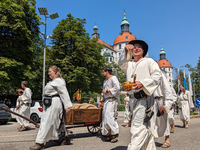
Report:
118,40,162,150
168,87,177,133
99,66,120,143
152,73,175,148
17,81,32,131
124,93,131,127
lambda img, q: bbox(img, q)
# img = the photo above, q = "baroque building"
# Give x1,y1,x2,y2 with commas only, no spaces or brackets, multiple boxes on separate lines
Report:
157,46,173,87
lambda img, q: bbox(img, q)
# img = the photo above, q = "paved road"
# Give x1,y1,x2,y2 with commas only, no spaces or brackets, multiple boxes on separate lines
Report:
0,116,199,150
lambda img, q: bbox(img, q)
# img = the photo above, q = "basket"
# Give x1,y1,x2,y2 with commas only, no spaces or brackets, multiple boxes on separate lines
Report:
123,81,135,91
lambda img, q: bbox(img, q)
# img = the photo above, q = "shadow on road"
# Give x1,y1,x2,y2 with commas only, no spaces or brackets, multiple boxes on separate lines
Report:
69,132,101,139
155,141,163,147
110,146,127,150
174,125,183,128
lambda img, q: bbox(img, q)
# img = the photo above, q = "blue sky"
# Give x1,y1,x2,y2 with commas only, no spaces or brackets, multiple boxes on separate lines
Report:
35,0,200,75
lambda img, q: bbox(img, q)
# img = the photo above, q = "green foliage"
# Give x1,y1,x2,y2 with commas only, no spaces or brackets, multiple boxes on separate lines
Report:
48,14,105,99
117,104,125,111
0,0,41,96
105,61,126,86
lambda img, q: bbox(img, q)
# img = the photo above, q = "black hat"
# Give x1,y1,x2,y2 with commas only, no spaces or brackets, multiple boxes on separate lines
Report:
128,40,148,57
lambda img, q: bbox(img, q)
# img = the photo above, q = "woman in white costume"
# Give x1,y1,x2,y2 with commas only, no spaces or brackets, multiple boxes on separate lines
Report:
177,84,194,129
17,81,32,131
124,93,131,127
30,65,73,150
16,89,24,130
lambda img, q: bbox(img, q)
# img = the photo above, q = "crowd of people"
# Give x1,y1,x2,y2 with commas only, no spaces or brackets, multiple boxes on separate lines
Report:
11,39,195,150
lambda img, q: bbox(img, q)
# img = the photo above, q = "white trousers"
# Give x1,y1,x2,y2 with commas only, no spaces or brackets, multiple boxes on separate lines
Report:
102,100,119,135
36,98,66,144
18,104,30,127
168,108,174,125
179,101,190,122
127,99,156,150
124,102,131,123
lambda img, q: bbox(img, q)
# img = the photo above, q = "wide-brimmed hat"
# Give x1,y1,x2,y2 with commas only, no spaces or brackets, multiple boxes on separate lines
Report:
16,89,24,93
128,40,148,57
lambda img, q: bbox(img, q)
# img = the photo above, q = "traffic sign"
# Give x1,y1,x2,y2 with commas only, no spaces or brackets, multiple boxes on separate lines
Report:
195,98,200,106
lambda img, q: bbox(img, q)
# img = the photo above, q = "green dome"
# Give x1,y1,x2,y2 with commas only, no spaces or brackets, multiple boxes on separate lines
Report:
160,48,166,54
104,51,113,57
93,25,98,29
121,16,129,25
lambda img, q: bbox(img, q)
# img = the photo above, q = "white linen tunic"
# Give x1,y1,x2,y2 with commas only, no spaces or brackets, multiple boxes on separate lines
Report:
168,87,177,124
177,90,194,122
18,88,32,127
16,96,23,125
124,96,131,123
102,76,120,136
118,49,162,150
152,73,173,137
36,78,72,144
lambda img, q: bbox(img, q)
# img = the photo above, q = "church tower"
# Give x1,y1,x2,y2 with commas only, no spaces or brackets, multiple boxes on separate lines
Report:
92,24,100,39
157,45,173,87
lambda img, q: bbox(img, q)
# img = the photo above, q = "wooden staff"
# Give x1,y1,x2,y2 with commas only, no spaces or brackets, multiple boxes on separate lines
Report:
0,106,40,128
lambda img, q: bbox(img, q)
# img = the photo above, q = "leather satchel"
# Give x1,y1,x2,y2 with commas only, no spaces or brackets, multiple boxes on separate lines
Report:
144,107,154,122
134,90,147,99
43,96,52,107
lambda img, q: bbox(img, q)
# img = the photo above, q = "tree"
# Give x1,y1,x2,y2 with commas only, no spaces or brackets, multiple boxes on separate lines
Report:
105,61,126,89
0,0,41,98
48,13,105,99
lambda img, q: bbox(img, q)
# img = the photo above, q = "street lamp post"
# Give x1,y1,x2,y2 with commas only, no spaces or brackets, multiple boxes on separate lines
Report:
38,7,59,96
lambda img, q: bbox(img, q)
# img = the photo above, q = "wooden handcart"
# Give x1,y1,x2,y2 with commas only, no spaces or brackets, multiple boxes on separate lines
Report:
65,108,102,134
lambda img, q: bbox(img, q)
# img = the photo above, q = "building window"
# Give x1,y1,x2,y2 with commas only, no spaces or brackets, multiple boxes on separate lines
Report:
169,68,170,71
169,79,171,82
169,73,170,76
111,52,113,55
170,85,171,87
126,36,128,39
163,63,165,65
110,57,112,62
119,53,121,56
119,44,121,49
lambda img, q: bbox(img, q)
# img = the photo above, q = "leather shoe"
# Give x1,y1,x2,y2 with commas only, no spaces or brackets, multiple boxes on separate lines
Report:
29,143,44,150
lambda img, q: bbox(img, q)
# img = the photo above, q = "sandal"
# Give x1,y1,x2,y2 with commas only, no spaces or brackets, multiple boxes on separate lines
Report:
17,126,22,130
102,136,112,142
161,142,170,148
170,126,175,133
18,126,29,132
111,137,118,143
110,134,118,143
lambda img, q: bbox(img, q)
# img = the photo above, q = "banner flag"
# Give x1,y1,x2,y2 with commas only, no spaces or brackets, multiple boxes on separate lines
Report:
188,71,193,96
183,69,187,90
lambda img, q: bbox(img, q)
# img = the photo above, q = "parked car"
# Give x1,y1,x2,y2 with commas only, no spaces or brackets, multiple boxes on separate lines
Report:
10,101,43,123
0,103,11,125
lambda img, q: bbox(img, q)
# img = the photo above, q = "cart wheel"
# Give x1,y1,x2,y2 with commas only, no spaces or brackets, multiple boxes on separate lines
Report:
87,125,100,134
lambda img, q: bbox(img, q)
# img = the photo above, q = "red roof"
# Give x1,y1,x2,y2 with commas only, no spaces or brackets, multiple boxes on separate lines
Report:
97,39,115,51
114,32,136,45
158,59,172,68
